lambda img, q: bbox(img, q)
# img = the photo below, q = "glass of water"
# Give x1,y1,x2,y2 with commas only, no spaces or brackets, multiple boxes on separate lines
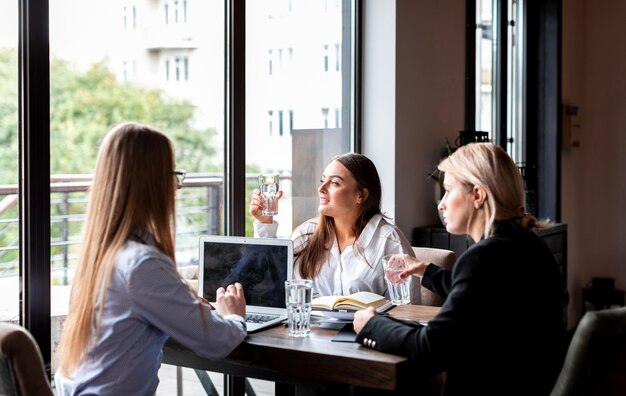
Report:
285,279,312,337
383,254,411,305
258,174,280,216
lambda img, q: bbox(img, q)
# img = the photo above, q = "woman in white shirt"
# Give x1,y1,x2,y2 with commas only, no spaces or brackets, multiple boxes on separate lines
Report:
55,122,247,396
250,152,419,303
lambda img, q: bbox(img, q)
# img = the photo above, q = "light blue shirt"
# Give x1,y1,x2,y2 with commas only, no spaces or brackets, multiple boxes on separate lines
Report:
55,234,247,396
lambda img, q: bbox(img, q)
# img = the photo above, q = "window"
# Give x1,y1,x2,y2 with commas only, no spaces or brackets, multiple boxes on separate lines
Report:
245,0,358,236
7,0,360,372
323,44,329,72
322,108,329,128
0,0,19,326
473,0,524,163
470,0,561,219
47,0,226,369
268,110,274,135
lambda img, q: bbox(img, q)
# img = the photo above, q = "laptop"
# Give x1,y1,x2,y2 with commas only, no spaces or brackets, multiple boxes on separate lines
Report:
198,235,294,332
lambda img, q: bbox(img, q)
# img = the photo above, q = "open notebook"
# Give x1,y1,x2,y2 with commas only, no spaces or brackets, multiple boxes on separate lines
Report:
198,235,294,332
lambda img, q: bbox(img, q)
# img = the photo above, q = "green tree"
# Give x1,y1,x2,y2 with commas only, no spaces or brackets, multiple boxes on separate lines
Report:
0,48,222,273
0,48,19,185
0,49,219,183
49,57,218,175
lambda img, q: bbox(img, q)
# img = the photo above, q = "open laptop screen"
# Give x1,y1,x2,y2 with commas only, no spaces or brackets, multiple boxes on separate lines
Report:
198,236,293,308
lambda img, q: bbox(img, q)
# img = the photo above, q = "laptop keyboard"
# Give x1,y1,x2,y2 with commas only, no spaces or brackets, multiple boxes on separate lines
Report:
246,313,281,324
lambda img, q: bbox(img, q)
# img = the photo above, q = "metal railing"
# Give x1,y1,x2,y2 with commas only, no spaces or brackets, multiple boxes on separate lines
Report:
0,173,225,285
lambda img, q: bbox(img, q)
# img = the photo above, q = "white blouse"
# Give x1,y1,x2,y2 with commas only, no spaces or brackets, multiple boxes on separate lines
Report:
254,213,421,304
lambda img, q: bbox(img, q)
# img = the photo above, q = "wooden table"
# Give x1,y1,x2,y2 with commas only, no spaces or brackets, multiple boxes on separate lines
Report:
162,305,440,395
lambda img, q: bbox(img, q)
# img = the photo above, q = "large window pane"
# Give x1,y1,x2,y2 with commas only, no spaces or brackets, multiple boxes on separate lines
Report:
475,0,525,164
245,0,354,237
0,1,19,325
475,0,495,138
506,0,524,164
49,0,225,371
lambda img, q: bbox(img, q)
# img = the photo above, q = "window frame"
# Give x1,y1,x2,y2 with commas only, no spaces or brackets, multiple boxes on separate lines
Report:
15,0,360,366
466,0,561,221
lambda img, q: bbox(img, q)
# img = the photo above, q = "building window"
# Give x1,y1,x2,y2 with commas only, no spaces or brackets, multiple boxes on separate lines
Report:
123,5,137,29
334,108,340,128
165,59,170,80
321,108,329,128
268,49,273,75
268,111,274,136
289,110,293,134
323,45,329,72
278,110,284,136
334,43,341,71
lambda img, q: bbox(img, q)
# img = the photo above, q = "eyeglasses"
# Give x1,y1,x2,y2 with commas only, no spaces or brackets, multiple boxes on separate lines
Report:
173,170,186,187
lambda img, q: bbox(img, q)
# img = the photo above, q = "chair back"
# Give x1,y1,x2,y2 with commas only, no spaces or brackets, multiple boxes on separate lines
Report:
0,322,54,396
412,247,456,306
550,306,626,396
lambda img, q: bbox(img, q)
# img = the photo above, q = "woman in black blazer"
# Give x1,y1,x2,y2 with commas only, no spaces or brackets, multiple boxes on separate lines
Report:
353,143,564,396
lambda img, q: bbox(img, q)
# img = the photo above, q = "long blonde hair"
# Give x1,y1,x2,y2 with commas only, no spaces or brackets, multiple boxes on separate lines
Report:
438,142,546,239
58,122,177,374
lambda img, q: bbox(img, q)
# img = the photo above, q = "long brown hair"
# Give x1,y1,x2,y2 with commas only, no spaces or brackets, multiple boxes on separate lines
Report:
57,122,177,374
295,153,383,278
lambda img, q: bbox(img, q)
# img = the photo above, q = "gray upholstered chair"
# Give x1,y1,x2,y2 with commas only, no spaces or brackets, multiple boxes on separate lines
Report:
412,247,457,307
0,322,53,396
550,306,626,396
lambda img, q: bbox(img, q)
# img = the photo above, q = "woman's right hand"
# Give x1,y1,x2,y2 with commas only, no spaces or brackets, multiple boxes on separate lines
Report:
398,256,430,280
249,188,283,224
216,282,246,318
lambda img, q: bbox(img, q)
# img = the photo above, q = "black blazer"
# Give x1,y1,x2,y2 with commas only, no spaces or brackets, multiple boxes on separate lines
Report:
356,221,565,396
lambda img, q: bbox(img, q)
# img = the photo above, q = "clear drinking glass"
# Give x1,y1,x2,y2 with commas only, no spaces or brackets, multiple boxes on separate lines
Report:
258,174,280,216
285,279,312,337
382,254,411,305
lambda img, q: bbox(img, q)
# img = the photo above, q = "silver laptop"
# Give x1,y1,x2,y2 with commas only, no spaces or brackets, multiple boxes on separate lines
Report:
198,235,294,332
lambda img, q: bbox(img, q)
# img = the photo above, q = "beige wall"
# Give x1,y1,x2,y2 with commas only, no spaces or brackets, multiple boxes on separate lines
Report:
365,0,626,330
561,0,626,327
364,0,465,233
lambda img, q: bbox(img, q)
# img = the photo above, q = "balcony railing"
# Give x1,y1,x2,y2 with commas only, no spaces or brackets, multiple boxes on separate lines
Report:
0,173,225,285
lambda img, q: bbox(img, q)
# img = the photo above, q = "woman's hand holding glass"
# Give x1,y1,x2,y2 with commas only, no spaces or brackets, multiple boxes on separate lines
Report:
249,189,284,223
394,255,430,281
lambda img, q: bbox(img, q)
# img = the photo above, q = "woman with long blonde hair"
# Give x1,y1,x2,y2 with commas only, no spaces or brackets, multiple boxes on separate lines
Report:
354,143,565,395
56,122,246,395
